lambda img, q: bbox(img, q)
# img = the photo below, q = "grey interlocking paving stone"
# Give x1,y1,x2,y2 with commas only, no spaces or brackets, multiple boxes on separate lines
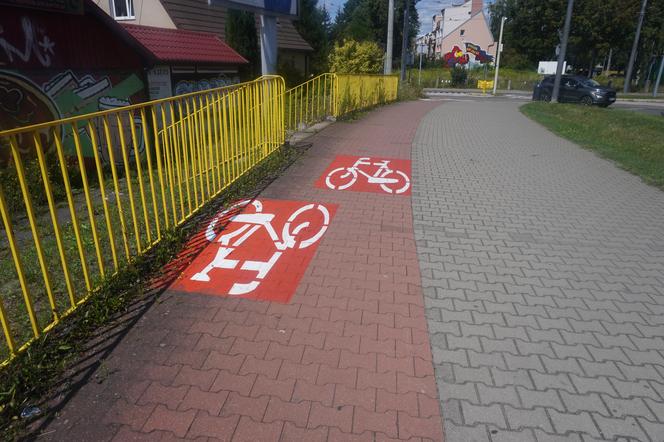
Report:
413,100,664,441
504,405,553,433
443,422,491,442
592,415,649,440
559,391,609,415
489,427,536,442
549,410,601,438
461,401,507,427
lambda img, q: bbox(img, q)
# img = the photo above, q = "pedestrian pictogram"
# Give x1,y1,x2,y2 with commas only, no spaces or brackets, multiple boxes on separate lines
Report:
316,155,411,195
171,198,336,302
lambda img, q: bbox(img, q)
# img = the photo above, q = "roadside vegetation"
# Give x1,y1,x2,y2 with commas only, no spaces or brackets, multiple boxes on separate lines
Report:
521,102,664,188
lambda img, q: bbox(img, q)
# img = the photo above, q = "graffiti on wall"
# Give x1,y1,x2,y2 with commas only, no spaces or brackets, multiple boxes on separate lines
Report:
1,9,147,164
465,42,493,64
0,69,145,163
0,16,55,68
443,43,493,68
173,76,240,96
443,46,469,68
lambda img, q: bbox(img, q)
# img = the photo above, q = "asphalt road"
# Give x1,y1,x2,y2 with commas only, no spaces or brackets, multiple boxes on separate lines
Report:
424,89,664,117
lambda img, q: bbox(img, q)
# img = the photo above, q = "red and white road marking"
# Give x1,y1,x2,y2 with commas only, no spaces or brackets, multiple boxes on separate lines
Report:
315,155,412,195
172,198,337,303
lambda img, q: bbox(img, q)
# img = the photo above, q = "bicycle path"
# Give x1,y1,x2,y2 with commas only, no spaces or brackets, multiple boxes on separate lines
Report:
414,98,664,441
37,100,445,441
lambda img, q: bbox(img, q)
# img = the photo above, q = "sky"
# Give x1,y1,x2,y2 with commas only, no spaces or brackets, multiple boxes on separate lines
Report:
320,0,494,37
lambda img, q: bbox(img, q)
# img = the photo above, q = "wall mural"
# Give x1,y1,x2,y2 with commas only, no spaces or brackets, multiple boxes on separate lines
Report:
0,10,147,164
0,69,145,164
443,46,469,68
443,43,493,68
173,75,241,96
465,42,494,64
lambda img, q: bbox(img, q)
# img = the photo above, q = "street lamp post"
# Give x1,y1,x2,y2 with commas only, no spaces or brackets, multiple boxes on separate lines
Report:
385,0,395,74
552,0,574,103
400,0,410,82
492,17,506,95
418,43,425,85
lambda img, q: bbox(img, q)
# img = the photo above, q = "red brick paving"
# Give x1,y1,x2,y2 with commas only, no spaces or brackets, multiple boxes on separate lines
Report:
37,100,444,441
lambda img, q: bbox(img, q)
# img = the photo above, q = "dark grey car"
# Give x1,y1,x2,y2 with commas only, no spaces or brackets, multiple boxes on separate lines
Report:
532,75,617,107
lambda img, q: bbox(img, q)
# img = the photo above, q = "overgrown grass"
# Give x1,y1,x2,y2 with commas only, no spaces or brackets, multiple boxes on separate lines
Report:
0,142,304,439
521,102,664,188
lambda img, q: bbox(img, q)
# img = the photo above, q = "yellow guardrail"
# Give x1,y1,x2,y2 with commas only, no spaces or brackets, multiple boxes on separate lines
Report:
0,76,285,365
0,72,396,365
285,73,399,133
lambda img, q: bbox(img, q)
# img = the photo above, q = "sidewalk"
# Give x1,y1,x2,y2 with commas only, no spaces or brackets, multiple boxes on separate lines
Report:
35,100,445,441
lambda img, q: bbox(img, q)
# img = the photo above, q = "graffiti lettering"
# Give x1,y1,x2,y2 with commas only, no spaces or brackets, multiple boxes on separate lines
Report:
465,42,493,64
0,17,55,67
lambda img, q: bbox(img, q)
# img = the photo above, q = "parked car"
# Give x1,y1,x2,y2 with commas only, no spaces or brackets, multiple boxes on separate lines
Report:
532,75,617,107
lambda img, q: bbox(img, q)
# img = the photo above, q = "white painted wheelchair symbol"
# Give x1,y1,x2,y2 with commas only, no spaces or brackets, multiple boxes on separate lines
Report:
325,157,410,194
191,200,330,295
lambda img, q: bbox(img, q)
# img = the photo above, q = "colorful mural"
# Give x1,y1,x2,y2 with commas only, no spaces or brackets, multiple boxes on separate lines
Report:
0,6,147,164
465,42,494,64
443,46,469,68
443,43,493,68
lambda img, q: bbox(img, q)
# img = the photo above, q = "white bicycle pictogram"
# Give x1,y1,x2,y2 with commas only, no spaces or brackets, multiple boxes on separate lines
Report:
325,157,410,194
191,199,330,295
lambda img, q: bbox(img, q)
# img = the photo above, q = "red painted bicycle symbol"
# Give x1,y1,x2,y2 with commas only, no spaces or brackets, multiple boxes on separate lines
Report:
316,155,412,195
172,199,336,302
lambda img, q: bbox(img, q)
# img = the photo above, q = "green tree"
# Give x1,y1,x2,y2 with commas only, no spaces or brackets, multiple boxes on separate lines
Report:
332,0,419,68
225,9,260,78
293,0,332,73
329,39,384,73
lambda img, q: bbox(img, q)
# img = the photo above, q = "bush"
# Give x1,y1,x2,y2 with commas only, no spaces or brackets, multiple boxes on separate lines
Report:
329,40,384,74
450,66,468,87
398,82,423,101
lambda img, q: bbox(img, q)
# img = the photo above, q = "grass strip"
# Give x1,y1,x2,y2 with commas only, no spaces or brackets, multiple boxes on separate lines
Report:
521,102,664,189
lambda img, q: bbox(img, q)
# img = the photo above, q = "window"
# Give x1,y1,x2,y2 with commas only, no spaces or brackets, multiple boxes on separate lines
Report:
460,29,465,36
111,0,134,19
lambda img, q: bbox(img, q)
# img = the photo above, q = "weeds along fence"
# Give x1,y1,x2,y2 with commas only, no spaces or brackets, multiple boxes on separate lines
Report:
0,72,398,366
0,76,285,365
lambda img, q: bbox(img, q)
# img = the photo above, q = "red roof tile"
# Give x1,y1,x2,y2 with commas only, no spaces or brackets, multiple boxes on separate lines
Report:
122,23,248,65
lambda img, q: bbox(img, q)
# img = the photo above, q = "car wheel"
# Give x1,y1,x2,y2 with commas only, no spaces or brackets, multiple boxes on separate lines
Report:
540,92,551,102
581,96,593,106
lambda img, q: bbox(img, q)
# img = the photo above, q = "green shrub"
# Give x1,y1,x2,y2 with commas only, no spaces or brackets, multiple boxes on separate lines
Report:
329,40,384,74
450,66,468,87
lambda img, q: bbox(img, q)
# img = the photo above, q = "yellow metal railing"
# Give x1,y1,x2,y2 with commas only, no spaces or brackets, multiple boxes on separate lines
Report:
336,74,399,116
285,73,337,132
284,73,399,133
0,72,397,365
0,76,285,365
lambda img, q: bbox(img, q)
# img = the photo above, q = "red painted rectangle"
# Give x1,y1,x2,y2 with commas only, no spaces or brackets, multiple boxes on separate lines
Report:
315,155,411,195
171,198,336,303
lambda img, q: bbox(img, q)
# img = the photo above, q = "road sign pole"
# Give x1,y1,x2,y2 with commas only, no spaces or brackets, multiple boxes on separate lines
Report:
260,14,278,75
552,0,574,103
492,17,506,95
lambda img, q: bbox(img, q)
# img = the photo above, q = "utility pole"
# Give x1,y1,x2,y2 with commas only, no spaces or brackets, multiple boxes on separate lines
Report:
400,1,409,82
385,0,395,74
418,44,423,85
654,54,664,98
624,0,648,93
552,0,574,103
492,16,506,95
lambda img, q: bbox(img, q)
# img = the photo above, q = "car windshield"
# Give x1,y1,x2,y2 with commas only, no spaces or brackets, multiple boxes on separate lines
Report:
582,79,601,87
